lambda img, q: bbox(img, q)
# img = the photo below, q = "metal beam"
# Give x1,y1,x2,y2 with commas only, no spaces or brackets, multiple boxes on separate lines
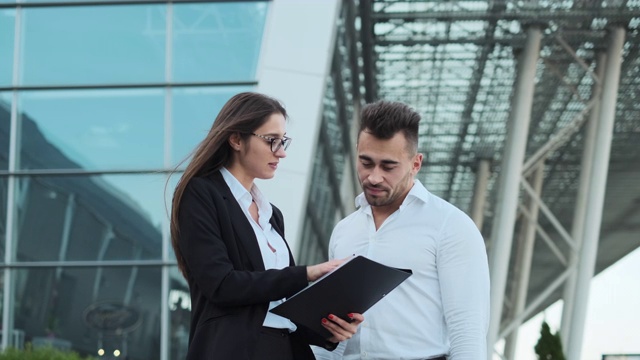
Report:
344,0,362,104
359,0,376,102
445,7,499,201
566,26,626,360
487,26,541,358
504,164,545,360
469,158,491,231
498,268,572,340
561,51,605,344
372,9,640,22
0,0,269,8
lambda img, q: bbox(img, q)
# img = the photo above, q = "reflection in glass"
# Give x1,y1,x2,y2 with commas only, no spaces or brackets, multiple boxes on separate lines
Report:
1,92,12,170
12,266,162,359
0,177,6,258
172,2,267,82
0,10,14,86
21,5,165,85
18,88,164,170
164,173,180,262
14,174,164,262
171,86,253,166
168,266,189,360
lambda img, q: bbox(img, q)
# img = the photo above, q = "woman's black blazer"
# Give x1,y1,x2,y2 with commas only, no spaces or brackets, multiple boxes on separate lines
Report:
177,172,325,360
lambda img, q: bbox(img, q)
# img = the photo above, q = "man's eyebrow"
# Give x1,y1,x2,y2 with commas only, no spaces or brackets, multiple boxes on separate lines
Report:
358,155,399,165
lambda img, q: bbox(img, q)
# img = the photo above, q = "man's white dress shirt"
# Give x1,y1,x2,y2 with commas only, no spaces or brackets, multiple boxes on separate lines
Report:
314,180,489,360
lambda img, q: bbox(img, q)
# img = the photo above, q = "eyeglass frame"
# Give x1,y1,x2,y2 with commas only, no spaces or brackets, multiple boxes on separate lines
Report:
250,132,292,153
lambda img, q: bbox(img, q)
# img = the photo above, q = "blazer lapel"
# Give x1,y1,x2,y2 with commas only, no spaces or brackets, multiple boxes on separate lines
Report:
210,172,265,271
269,212,296,267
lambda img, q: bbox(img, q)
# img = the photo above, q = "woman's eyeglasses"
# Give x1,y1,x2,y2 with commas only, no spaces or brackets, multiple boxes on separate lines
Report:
251,133,292,153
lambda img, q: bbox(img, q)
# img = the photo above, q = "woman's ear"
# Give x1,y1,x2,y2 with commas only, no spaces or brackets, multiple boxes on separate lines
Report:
228,133,242,151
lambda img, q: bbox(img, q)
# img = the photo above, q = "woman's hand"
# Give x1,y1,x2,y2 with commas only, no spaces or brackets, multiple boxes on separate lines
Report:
306,259,345,281
322,313,364,343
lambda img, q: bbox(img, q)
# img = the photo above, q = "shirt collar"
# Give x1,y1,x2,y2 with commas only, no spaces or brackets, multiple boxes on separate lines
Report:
355,179,430,210
220,168,273,219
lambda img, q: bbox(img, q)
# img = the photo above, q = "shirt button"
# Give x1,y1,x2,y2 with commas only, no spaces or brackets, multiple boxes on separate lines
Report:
362,352,367,358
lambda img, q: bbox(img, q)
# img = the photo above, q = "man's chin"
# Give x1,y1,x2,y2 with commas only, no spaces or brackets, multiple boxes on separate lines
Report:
365,195,388,206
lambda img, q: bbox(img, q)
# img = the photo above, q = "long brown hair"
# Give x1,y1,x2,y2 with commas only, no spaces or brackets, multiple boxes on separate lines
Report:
170,92,287,278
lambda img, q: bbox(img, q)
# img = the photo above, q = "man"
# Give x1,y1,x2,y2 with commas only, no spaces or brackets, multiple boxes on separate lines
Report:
314,100,490,360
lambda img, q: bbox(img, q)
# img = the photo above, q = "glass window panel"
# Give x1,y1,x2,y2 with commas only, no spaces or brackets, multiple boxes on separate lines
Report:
172,3,267,82
168,266,189,360
14,174,164,262
12,266,161,359
171,86,252,167
0,177,6,259
165,173,179,262
0,9,15,86
18,88,164,170
1,92,11,170
21,5,165,86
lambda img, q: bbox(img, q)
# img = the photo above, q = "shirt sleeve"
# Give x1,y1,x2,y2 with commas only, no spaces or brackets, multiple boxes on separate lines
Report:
437,209,490,360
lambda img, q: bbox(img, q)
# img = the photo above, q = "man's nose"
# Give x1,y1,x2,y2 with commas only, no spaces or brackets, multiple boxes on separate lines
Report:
368,167,383,184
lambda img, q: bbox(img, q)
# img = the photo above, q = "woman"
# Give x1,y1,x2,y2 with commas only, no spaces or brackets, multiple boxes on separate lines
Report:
170,92,363,360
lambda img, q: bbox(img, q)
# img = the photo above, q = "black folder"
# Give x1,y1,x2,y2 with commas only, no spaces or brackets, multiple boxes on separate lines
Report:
270,255,412,339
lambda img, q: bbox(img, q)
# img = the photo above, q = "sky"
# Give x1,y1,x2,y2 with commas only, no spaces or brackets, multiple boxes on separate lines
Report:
511,246,640,359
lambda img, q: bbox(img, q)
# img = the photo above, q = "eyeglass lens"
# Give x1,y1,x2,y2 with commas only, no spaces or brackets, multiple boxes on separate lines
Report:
271,137,290,152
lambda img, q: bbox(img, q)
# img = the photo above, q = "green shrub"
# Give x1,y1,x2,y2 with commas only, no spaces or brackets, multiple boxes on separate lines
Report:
0,345,95,360
534,321,566,360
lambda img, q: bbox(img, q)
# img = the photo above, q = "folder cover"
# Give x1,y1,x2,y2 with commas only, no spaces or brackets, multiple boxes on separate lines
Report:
270,255,412,339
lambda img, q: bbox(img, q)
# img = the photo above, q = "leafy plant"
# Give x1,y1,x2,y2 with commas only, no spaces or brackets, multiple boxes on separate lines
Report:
534,321,566,360
0,345,95,360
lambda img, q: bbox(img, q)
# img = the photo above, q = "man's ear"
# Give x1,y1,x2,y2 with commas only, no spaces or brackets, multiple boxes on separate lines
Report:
412,153,423,174
228,133,242,151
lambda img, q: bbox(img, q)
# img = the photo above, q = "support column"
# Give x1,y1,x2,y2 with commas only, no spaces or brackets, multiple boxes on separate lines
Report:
2,4,23,350
560,52,606,344
160,5,174,360
504,164,544,359
565,27,625,360
470,158,491,231
487,26,541,359
339,100,361,216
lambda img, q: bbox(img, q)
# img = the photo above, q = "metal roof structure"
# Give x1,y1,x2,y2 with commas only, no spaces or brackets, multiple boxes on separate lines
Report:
354,0,640,357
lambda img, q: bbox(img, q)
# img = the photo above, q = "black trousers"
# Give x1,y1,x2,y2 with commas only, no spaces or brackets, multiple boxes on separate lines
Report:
252,327,295,360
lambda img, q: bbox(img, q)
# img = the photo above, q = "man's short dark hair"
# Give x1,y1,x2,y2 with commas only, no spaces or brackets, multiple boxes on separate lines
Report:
359,100,420,153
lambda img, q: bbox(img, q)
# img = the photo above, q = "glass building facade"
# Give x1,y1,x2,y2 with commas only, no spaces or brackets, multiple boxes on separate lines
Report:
0,1,268,359
298,0,362,265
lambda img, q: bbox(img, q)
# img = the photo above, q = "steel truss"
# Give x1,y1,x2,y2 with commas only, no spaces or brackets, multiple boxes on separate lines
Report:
350,1,640,359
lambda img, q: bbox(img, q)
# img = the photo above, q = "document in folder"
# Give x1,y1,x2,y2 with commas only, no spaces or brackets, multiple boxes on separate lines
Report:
270,255,412,339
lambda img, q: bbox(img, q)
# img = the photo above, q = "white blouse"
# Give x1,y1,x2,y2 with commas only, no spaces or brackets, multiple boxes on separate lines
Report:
220,168,296,331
